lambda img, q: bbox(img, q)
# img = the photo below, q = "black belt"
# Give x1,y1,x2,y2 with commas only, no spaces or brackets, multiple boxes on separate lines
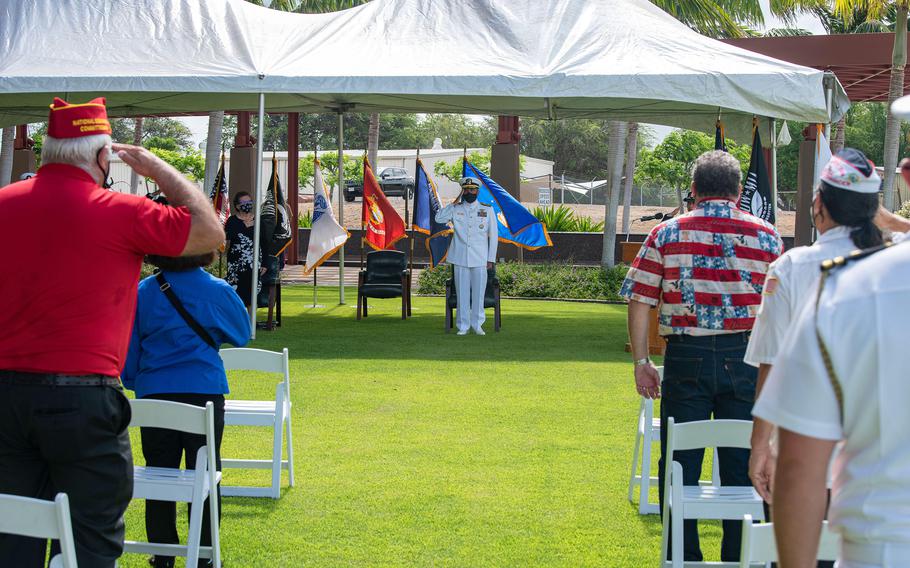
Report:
0,370,121,387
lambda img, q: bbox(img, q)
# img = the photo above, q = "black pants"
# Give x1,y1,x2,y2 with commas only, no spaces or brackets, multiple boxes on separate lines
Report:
659,333,756,562
141,393,225,568
0,380,133,568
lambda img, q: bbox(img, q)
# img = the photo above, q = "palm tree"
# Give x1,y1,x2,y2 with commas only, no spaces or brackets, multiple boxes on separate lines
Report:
603,1,765,267
773,0,910,210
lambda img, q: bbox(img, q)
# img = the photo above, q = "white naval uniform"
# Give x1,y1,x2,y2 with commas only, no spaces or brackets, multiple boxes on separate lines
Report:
753,240,910,568
436,199,498,333
745,226,857,367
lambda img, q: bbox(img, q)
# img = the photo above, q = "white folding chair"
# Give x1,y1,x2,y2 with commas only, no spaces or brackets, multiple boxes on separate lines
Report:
125,399,221,568
739,514,839,567
0,492,77,568
219,347,294,499
661,418,764,568
628,367,720,515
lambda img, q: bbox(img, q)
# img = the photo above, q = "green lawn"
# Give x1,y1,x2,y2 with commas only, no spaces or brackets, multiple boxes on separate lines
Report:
119,286,721,567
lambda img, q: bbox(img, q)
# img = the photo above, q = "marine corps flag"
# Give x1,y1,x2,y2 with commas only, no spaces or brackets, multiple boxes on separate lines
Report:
362,156,406,250
209,151,229,224
411,158,451,267
304,157,349,275
739,124,775,224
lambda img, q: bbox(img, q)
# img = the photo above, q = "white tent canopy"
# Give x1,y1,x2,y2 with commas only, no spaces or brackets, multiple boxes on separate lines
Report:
0,0,847,140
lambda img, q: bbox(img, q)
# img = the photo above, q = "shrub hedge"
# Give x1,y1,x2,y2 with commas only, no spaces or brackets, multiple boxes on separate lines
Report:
416,261,629,301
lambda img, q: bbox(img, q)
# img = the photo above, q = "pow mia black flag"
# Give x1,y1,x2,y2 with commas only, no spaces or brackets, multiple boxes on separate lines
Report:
740,126,774,224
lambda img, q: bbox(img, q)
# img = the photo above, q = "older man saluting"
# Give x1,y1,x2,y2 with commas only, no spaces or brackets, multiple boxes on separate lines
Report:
620,150,783,563
0,98,224,567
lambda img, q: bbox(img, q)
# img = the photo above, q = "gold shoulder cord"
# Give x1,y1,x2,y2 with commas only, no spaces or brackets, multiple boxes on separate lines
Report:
814,260,845,423
815,243,893,425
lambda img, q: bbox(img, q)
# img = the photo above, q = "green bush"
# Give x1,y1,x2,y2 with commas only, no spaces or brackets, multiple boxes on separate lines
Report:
898,200,910,219
416,262,628,301
531,205,576,231
298,210,313,228
572,215,604,232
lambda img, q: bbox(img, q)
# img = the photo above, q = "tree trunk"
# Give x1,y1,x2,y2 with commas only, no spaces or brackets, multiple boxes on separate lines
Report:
621,123,639,235
832,116,846,153
602,121,627,269
204,111,225,195
129,117,144,195
883,6,908,211
0,127,14,187
367,112,380,169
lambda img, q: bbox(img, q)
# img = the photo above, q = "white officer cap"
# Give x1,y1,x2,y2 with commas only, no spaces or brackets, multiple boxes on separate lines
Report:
892,94,910,121
820,148,881,194
459,177,480,190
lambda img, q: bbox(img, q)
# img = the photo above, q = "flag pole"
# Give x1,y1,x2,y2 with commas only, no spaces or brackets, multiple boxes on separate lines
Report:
409,148,418,279
360,152,367,271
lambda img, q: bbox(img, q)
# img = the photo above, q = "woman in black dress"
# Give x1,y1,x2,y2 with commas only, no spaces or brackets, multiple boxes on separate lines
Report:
224,192,261,307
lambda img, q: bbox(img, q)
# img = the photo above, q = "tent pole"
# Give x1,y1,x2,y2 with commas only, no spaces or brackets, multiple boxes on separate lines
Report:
337,112,345,305
250,93,266,339
770,118,778,225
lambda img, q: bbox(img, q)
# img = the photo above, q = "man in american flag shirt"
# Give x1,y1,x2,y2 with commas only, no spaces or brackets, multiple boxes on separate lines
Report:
620,150,783,563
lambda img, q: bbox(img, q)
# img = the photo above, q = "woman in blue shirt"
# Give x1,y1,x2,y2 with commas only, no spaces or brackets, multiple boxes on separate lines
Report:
123,250,250,568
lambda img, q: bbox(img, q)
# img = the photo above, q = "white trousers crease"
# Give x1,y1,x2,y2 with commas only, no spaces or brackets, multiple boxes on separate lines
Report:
454,265,487,333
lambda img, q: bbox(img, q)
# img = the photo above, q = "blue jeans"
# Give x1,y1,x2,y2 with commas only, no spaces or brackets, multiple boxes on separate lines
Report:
658,333,756,562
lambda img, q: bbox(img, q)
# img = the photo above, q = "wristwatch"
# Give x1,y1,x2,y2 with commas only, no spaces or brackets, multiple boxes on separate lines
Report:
633,358,651,367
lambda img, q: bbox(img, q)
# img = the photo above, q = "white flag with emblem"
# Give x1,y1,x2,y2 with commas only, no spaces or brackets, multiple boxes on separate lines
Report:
304,158,350,275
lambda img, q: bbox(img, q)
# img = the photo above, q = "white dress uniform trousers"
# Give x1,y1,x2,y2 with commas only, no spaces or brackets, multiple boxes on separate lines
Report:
436,200,498,333
753,240,910,568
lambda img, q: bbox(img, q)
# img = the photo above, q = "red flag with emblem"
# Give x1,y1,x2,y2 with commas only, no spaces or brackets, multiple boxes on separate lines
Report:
362,157,406,250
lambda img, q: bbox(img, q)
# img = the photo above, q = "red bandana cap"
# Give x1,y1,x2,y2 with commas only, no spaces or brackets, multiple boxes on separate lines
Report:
47,97,112,139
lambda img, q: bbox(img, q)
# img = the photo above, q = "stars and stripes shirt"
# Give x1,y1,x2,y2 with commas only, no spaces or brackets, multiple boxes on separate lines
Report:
620,198,783,336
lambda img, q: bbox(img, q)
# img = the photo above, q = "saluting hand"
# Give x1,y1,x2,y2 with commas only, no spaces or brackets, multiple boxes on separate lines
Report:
112,143,169,179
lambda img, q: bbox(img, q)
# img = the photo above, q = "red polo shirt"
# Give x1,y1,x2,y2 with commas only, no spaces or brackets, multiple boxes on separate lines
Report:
0,163,192,377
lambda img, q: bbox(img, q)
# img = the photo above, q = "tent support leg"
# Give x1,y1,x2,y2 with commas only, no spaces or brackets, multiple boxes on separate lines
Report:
338,112,346,305
250,93,266,339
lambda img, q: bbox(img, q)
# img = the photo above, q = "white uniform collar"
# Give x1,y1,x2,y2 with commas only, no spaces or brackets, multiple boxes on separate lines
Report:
815,225,853,245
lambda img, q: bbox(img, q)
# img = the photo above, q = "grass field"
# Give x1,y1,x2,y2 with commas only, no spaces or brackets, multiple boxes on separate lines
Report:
119,285,721,567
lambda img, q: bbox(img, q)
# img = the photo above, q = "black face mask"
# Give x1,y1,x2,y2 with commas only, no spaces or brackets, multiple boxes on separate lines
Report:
462,192,478,203
96,147,114,189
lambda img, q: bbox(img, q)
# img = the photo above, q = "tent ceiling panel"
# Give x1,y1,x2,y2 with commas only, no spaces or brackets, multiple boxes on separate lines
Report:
0,0,848,141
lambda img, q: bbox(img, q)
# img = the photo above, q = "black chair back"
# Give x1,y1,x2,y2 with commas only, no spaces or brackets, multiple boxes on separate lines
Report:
365,250,407,284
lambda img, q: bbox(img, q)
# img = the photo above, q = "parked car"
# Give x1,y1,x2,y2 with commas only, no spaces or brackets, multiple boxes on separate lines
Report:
343,166,415,202
377,167,415,199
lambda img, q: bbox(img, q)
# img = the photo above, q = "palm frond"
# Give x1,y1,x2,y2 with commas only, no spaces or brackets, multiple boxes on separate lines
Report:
651,0,764,39
765,26,814,36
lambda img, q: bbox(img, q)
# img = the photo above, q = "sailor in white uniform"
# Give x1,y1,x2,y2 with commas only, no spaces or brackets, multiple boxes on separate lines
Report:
753,238,910,568
436,176,498,335
745,148,885,503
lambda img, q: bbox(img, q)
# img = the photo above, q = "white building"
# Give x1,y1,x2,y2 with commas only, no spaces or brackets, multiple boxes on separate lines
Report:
107,142,555,202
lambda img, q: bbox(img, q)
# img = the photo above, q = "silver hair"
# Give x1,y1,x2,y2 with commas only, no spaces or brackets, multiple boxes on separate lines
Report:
41,133,111,180
691,150,742,199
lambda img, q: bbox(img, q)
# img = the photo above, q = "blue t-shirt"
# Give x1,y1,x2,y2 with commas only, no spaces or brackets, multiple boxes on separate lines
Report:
122,268,250,398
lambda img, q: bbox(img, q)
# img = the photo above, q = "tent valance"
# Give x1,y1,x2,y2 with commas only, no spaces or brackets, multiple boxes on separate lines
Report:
0,0,849,141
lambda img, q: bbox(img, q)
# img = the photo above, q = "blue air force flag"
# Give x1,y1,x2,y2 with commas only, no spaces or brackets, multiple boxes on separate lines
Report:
411,159,452,267
304,158,350,275
462,160,552,250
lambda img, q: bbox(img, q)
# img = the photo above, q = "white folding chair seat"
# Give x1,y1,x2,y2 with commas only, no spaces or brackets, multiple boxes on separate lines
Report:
124,399,221,568
628,366,720,515
0,492,77,568
739,514,839,567
661,418,764,568
220,347,294,499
